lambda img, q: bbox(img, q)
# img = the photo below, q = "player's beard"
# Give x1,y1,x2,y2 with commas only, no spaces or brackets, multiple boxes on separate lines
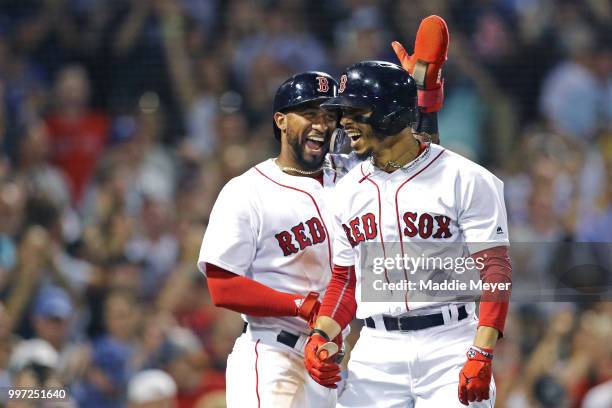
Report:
288,129,330,170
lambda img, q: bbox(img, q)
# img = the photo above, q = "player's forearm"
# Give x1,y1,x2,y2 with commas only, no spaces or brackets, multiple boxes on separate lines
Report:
206,263,300,317
317,264,357,332
472,246,512,338
473,326,500,349
314,316,342,340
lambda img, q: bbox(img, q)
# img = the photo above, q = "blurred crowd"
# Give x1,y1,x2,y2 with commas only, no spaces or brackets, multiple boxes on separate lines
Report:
0,0,610,407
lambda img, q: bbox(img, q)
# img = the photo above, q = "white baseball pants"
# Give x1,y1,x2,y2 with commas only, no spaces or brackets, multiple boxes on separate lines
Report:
226,328,337,408
338,311,495,408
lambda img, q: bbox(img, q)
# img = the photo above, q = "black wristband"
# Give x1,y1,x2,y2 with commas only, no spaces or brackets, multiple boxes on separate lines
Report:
311,328,331,341
415,111,438,135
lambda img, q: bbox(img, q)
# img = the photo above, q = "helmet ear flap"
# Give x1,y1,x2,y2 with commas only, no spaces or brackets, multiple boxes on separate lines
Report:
376,107,417,135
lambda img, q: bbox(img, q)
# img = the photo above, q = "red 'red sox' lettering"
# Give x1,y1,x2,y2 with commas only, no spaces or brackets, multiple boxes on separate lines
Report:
349,217,366,243
275,217,327,256
291,223,312,250
402,212,452,239
362,213,377,240
343,211,453,246
432,215,452,238
342,224,358,247
342,213,377,247
403,212,418,237
305,217,326,244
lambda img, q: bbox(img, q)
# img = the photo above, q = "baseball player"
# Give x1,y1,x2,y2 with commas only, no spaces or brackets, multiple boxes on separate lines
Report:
197,71,358,408
304,61,512,407
198,14,453,406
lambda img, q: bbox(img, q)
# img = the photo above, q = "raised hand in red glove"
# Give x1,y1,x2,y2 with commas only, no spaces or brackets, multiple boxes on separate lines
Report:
458,346,493,405
391,15,449,113
295,292,320,328
304,331,342,389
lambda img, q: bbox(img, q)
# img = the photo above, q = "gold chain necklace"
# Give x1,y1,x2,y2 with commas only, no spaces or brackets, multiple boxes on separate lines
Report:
384,159,406,169
274,158,324,175
371,140,430,172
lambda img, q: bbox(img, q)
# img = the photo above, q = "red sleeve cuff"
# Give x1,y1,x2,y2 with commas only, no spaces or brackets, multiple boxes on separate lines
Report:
479,301,510,335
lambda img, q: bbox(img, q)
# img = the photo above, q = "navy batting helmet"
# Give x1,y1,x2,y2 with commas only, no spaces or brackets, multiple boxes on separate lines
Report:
321,61,417,136
272,72,338,140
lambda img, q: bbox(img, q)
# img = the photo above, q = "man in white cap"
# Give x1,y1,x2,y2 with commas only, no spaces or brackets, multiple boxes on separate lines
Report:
128,369,177,408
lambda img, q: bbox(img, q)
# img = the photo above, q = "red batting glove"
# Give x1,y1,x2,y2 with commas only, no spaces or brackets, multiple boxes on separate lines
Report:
392,15,449,113
296,292,320,328
458,346,493,405
304,333,341,389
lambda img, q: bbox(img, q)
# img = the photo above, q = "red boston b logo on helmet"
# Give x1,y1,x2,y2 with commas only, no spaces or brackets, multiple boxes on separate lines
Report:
338,74,348,93
316,76,329,93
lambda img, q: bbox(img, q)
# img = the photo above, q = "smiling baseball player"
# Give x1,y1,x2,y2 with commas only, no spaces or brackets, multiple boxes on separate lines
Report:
304,60,512,407
199,15,458,407
197,71,359,408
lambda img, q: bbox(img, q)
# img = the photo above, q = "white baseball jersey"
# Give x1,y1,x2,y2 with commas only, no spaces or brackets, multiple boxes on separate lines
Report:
198,153,360,335
331,143,509,318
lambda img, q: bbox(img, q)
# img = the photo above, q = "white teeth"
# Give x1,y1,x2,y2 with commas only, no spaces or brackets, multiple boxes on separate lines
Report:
307,136,325,142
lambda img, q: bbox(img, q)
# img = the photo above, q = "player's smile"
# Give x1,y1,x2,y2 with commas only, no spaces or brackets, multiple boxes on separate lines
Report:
347,127,372,156
345,128,362,148
304,132,327,153
301,127,330,162
340,109,375,158
345,128,362,143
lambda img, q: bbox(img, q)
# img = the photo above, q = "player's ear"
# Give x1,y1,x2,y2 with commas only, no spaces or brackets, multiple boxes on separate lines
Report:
274,112,287,132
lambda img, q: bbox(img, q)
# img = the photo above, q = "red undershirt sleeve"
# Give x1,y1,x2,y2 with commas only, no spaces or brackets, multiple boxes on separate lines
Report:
206,262,300,317
318,264,357,329
471,246,512,336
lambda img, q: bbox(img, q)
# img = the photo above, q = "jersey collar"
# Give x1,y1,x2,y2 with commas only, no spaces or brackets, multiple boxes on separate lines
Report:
258,158,326,188
362,143,441,181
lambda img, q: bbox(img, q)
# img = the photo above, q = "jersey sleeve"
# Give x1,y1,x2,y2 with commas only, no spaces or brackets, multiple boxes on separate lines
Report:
197,177,259,276
331,182,356,266
458,170,509,254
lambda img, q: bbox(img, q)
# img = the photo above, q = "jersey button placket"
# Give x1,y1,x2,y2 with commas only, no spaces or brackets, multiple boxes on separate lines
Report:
383,181,397,207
